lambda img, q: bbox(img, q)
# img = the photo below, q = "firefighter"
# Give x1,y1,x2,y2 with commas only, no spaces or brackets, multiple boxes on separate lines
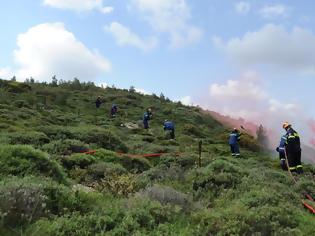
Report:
95,96,102,108
110,104,118,117
276,135,287,170
143,108,152,129
163,120,175,139
282,122,303,174
229,128,241,156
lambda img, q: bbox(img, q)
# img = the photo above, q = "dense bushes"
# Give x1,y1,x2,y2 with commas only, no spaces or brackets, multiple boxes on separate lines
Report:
192,159,247,198
1,80,315,235
182,124,204,137
137,185,192,209
42,139,88,155
27,197,182,235
0,177,99,228
0,145,66,183
192,203,305,235
88,162,127,180
94,149,151,173
38,126,128,152
5,131,50,146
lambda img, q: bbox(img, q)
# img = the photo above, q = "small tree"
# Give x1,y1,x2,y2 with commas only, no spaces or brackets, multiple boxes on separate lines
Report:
129,86,136,93
160,93,165,101
256,124,269,151
51,75,58,87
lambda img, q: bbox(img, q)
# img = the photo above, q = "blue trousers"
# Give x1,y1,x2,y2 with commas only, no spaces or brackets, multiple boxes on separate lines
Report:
230,144,240,154
143,120,149,129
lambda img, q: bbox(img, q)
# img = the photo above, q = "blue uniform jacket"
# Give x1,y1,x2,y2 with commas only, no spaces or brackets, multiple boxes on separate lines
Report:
277,136,286,153
143,112,151,122
164,121,174,130
229,132,241,145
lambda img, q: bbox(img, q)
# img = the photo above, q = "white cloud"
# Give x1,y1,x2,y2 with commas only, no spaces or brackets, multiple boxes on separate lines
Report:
210,75,267,102
98,82,108,88
43,0,113,14
259,4,289,18
214,24,315,74
9,23,110,82
180,96,192,106
203,72,315,151
135,88,151,95
235,2,250,15
131,0,203,48
0,67,13,79
205,71,299,121
100,6,114,14
105,22,158,51
200,71,315,147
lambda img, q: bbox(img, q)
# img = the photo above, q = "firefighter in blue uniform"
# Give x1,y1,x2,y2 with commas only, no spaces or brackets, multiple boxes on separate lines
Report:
229,128,241,156
276,135,287,170
95,96,102,108
282,122,303,174
143,108,152,129
111,104,118,117
163,120,175,139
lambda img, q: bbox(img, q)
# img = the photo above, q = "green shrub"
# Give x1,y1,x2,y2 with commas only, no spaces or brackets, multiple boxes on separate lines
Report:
42,139,88,155
0,177,47,227
118,156,152,173
0,177,97,227
93,148,119,162
136,185,192,209
192,159,247,197
13,99,32,108
87,162,127,180
0,80,31,93
27,197,180,236
6,131,50,146
93,173,139,196
141,163,185,181
159,155,196,169
193,202,304,236
239,134,261,152
0,145,66,183
62,153,96,169
38,126,128,152
182,124,204,137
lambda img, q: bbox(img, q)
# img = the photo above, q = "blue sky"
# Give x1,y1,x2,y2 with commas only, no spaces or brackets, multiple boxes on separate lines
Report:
1,0,315,142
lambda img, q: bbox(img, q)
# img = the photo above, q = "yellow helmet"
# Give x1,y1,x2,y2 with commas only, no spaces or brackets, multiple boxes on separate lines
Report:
282,122,291,129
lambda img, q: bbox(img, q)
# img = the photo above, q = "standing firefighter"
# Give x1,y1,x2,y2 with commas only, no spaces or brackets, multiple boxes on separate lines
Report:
95,96,102,108
229,128,241,156
111,104,118,117
163,120,175,139
276,135,287,170
282,122,303,174
143,108,152,129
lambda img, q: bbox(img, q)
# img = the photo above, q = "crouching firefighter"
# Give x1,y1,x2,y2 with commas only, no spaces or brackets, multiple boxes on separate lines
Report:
110,104,118,117
229,128,241,156
163,120,175,139
282,122,303,174
276,135,287,170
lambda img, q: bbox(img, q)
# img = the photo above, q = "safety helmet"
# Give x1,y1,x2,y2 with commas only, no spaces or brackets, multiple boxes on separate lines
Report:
282,122,291,129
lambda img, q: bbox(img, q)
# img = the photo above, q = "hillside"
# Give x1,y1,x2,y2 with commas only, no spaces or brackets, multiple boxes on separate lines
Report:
1,79,315,236
207,110,315,165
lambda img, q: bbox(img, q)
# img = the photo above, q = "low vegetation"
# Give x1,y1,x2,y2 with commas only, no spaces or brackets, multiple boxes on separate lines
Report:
0,78,314,235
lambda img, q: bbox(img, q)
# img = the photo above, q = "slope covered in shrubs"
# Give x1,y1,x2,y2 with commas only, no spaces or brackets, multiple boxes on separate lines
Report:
0,79,315,235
